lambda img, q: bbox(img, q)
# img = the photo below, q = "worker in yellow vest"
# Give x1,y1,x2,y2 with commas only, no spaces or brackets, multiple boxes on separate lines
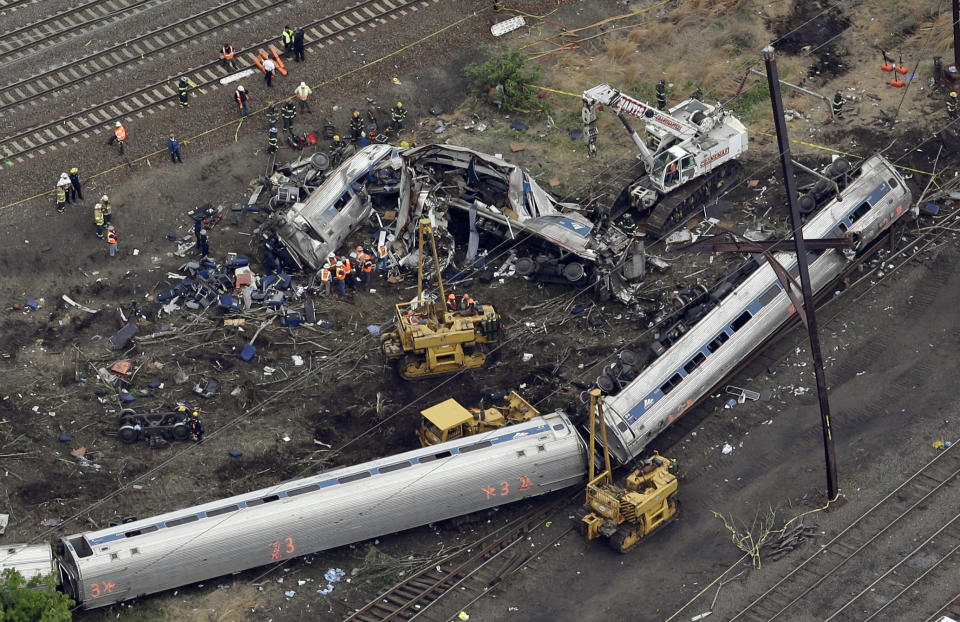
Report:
295,82,312,114
93,203,105,239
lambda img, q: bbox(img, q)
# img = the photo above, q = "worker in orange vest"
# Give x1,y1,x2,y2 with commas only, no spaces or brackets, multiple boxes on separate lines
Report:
334,260,346,296
460,293,472,312
106,225,119,257
341,255,355,290
107,121,127,153
447,293,458,311
318,262,332,295
376,241,389,273
360,250,374,287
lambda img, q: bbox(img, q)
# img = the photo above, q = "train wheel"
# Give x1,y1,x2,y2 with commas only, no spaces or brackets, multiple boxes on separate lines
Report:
172,423,191,441
118,425,139,444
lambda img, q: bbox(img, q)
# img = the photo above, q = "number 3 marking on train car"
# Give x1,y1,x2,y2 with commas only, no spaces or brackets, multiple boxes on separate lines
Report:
89,581,116,598
270,537,296,559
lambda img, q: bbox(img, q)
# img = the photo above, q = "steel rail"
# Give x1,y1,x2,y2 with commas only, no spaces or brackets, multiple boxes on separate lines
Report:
729,441,960,621
0,0,432,162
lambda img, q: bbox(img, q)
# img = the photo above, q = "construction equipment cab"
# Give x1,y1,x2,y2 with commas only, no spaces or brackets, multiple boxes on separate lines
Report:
380,218,502,380
581,83,747,237
419,391,539,446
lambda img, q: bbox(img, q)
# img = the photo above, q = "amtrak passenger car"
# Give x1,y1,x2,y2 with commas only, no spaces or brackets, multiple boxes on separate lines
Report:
602,154,911,464
55,411,586,608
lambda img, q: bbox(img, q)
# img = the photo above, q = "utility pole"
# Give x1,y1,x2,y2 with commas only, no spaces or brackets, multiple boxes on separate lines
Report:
761,45,839,501
954,0,960,73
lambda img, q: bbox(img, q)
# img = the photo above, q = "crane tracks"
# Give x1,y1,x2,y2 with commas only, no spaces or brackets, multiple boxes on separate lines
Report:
0,0,161,61
729,441,960,621
0,0,435,163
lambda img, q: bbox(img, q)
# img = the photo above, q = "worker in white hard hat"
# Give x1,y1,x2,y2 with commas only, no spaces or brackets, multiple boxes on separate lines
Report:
334,260,346,296
295,81,312,114
55,173,70,214
100,195,113,224
107,121,127,152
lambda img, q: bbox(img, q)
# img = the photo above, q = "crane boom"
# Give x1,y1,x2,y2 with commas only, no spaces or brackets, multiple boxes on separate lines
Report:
582,84,699,141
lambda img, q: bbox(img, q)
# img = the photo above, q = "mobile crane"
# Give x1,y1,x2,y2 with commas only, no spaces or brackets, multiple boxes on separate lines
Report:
581,83,748,237
578,388,679,553
380,218,502,380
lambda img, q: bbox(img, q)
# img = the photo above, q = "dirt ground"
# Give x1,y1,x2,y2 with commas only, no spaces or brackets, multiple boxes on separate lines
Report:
1,0,958,620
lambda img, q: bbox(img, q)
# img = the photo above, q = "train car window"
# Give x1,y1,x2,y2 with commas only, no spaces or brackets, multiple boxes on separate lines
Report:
124,525,158,538
706,331,730,353
70,537,93,558
166,515,199,527
837,222,848,233
788,264,800,279
730,311,752,332
758,285,780,307
848,202,871,224
553,424,565,431
286,485,318,497
683,352,706,374
660,372,683,395
378,461,411,474
244,498,264,507
261,495,280,504
206,504,240,516
460,440,493,452
338,471,372,484
888,177,898,188
617,422,629,432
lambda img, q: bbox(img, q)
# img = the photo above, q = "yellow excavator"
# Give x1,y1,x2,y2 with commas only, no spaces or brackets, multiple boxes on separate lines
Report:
380,218,502,380
419,391,539,446
578,388,679,553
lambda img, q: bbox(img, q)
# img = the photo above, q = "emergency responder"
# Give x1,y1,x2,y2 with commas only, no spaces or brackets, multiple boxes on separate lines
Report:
376,236,391,273
108,121,127,153
318,262,332,295
391,101,407,132
691,86,703,101
948,91,958,120
262,57,276,88
188,411,204,441
329,135,346,165
656,79,666,111
168,134,183,163
178,76,190,108
281,100,297,130
350,110,364,140
55,174,68,213
447,293,458,311
101,195,113,224
235,85,250,116
832,91,845,119
220,43,236,71
357,246,374,287
67,167,83,202
198,229,210,257
267,126,278,154
295,82,312,114
334,260,346,295
194,218,202,245
93,203,105,239
106,225,119,257
281,25,295,57
293,28,305,62
265,101,279,127
341,255,356,289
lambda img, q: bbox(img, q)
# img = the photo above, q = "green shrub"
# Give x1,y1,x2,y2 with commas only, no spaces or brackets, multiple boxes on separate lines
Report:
465,46,551,116
0,569,74,622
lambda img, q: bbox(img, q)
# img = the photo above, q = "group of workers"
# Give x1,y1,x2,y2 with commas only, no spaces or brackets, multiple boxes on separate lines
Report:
54,168,119,253
316,243,389,296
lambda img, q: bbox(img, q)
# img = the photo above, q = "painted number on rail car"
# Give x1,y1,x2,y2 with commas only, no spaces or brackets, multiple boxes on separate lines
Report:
269,537,296,560
481,476,534,499
89,581,117,598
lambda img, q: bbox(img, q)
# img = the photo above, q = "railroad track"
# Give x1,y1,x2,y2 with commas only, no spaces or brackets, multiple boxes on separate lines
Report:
729,440,960,621
344,499,573,622
0,0,161,61
0,0,40,12
0,0,438,163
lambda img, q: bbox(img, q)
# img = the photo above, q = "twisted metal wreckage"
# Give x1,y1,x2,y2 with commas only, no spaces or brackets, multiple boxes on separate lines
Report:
261,143,647,303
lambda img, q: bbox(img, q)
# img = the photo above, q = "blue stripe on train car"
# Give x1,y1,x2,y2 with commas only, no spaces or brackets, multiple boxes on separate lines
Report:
554,217,593,236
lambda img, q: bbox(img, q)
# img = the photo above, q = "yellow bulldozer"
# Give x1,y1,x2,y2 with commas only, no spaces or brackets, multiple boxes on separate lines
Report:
380,218,502,380
578,388,679,553
419,391,539,446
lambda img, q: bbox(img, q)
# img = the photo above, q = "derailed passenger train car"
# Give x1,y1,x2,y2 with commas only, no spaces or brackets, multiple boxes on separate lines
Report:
55,411,586,608
600,154,912,464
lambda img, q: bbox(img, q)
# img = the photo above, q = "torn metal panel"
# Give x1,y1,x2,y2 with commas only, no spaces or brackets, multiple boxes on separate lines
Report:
273,144,401,270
